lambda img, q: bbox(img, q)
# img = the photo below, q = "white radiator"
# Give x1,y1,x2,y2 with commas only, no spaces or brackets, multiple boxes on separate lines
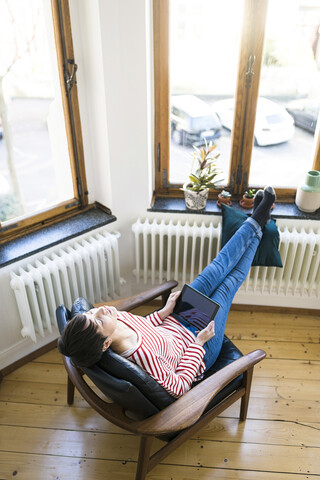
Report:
10,230,121,342
132,218,320,303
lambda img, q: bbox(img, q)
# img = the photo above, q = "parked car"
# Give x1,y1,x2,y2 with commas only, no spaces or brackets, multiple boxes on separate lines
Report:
212,97,295,146
286,99,320,134
170,95,222,147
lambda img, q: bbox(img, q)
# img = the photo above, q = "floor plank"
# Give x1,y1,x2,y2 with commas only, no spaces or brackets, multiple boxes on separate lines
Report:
33,349,63,364
1,375,318,408
232,339,320,360
0,380,88,407
222,397,320,423
1,402,319,447
0,424,319,475
2,452,317,480
6,362,68,384
0,401,122,433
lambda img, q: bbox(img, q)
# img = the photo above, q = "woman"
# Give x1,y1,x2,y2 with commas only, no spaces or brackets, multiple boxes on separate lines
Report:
58,187,275,398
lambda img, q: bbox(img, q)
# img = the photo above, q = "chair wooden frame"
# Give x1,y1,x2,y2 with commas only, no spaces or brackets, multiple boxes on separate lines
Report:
63,280,266,480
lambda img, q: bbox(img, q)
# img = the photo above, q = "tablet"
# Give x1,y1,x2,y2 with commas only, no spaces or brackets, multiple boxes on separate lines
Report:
173,284,220,330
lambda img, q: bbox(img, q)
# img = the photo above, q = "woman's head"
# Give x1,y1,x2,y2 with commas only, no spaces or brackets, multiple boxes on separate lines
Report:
57,306,118,367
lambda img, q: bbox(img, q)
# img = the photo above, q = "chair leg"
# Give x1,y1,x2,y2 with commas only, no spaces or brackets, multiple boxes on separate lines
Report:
240,367,254,420
135,436,153,480
67,375,75,405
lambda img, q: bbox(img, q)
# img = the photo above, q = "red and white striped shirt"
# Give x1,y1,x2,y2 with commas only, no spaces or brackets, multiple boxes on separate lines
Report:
117,310,206,398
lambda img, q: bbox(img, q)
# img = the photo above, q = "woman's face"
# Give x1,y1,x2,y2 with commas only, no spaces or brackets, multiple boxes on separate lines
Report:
85,306,118,345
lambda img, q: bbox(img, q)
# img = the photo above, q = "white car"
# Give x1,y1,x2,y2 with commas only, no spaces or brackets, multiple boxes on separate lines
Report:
212,97,294,146
171,95,222,146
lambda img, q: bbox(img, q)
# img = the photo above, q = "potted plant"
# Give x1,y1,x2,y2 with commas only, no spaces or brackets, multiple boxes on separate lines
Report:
182,141,223,211
217,189,232,208
240,189,256,209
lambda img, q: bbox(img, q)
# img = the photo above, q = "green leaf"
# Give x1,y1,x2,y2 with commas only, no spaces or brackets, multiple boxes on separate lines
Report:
189,174,200,184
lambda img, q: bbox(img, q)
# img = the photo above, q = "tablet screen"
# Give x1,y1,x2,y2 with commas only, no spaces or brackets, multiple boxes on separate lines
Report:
173,284,220,330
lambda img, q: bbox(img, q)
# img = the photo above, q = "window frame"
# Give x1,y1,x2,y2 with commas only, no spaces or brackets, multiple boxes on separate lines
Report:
0,0,88,242
153,0,320,202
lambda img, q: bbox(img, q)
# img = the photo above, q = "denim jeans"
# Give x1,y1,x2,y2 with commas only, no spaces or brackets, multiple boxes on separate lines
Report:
183,217,262,371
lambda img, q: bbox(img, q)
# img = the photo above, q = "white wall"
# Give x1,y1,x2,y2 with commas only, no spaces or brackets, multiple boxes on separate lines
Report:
70,0,154,278
0,0,319,369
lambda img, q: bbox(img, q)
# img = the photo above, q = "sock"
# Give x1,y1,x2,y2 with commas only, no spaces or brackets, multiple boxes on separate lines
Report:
251,186,276,228
253,190,264,212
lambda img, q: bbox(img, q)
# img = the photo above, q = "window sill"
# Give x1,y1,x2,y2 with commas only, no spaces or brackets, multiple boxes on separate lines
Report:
149,196,320,220
0,204,117,268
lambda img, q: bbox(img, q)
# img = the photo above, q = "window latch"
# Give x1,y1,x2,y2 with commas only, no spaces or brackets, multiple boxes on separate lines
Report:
65,59,78,93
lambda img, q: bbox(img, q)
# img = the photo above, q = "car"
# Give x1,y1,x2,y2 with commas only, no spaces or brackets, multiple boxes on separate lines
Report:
212,97,295,146
286,99,320,134
170,95,222,147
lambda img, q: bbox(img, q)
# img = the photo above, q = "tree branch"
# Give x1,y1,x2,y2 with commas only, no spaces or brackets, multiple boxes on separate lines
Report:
2,0,40,77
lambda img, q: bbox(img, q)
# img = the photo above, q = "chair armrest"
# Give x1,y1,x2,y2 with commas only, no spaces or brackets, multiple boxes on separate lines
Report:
94,280,178,311
136,349,266,435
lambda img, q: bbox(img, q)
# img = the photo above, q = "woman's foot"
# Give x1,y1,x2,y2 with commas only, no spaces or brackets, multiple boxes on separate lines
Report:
251,186,276,227
253,189,264,212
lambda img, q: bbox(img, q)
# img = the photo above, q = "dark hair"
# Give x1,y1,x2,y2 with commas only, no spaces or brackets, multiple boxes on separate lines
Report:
57,313,107,367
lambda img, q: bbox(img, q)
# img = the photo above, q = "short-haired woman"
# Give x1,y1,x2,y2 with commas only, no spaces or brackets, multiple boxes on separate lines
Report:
58,187,275,398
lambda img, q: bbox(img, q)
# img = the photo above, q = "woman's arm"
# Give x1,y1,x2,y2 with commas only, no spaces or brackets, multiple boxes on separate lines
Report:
157,290,181,320
150,320,216,396
144,291,181,326
148,342,206,397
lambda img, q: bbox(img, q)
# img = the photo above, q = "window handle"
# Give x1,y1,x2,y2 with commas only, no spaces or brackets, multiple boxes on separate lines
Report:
246,54,255,88
65,60,78,92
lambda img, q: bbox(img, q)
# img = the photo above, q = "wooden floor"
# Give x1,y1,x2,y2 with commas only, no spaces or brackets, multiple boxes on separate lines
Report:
0,307,320,479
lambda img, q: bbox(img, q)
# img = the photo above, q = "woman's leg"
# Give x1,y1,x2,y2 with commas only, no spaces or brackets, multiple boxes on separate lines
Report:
202,226,262,369
191,218,262,297
190,187,276,370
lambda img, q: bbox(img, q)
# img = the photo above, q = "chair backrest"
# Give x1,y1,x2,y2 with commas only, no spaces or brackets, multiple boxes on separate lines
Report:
56,299,175,420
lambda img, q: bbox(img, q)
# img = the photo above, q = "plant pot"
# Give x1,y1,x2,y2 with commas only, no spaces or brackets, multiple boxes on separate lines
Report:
217,193,232,208
239,194,254,209
183,185,209,211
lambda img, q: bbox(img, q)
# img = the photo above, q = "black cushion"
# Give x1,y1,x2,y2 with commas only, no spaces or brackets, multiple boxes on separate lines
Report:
56,305,71,334
221,203,283,267
98,349,175,410
82,363,160,420
71,297,94,316
201,335,243,412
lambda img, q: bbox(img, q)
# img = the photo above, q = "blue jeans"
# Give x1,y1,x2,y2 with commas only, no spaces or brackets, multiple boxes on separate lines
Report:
182,218,262,371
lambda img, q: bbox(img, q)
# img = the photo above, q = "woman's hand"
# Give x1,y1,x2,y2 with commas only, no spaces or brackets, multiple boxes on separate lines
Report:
194,320,215,346
158,291,181,320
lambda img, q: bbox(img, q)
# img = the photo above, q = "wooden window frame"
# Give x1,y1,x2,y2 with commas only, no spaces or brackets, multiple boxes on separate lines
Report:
153,0,320,202
0,0,88,242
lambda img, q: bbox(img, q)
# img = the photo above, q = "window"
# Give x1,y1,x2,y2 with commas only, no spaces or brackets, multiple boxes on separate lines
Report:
0,0,87,240
153,0,320,201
